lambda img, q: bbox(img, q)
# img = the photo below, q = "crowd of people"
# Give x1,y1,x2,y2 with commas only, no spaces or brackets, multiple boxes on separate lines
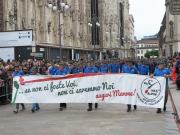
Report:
0,57,179,114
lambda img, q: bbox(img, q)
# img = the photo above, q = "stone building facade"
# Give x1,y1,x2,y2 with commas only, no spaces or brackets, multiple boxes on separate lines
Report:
0,0,3,31
99,0,132,59
128,14,135,58
159,0,180,58
0,0,132,61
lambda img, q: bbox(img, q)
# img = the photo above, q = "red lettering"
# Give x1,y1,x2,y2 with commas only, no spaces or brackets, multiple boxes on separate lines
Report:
96,89,136,101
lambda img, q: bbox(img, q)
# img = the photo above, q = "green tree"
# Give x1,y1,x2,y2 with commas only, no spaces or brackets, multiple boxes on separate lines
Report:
144,50,159,58
151,50,159,57
144,50,151,58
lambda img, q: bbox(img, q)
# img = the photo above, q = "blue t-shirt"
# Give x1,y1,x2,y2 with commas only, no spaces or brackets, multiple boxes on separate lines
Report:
84,66,99,73
49,67,58,75
78,67,84,73
110,63,120,73
55,69,67,75
99,64,109,73
154,68,171,76
64,66,69,74
12,70,24,77
139,64,150,75
69,67,79,74
154,67,171,89
122,64,138,74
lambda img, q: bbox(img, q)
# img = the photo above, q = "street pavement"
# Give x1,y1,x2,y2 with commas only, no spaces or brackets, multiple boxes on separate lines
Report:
0,88,180,135
169,83,180,130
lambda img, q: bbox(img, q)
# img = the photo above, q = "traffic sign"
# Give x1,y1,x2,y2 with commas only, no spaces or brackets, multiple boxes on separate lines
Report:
30,52,44,58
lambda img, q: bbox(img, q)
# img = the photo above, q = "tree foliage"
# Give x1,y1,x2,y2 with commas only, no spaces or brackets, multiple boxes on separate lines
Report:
144,50,159,58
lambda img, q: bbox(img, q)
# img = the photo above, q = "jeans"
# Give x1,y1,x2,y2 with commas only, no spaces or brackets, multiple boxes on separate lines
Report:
32,103,40,111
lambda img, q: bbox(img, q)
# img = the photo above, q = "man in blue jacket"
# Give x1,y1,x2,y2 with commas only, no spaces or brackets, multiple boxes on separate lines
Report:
99,61,109,73
152,61,171,113
84,61,99,111
139,61,150,75
110,61,120,73
30,66,40,113
68,62,79,74
122,60,139,112
55,63,68,111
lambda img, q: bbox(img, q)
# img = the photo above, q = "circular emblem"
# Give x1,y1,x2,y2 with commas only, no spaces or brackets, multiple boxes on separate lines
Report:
138,78,163,105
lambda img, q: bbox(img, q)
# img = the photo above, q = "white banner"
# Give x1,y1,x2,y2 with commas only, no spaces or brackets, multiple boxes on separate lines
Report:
0,30,33,47
12,73,166,108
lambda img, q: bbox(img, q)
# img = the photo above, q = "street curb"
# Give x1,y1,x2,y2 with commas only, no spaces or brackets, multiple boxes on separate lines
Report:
169,89,180,131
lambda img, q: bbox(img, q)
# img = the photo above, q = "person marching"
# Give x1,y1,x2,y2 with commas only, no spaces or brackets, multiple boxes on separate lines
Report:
84,61,99,111
48,62,57,75
13,65,25,114
99,61,109,73
121,59,139,112
30,66,40,113
139,61,150,75
151,61,171,113
55,63,68,111
68,62,79,74
109,60,120,73
77,62,84,73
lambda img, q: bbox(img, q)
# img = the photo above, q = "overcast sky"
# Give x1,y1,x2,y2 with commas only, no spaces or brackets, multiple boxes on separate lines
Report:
129,0,166,40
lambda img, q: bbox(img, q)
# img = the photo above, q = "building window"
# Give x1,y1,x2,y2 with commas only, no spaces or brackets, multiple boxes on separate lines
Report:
141,50,143,54
91,0,99,45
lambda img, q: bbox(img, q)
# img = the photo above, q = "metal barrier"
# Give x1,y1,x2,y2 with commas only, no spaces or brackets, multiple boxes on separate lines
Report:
0,79,12,103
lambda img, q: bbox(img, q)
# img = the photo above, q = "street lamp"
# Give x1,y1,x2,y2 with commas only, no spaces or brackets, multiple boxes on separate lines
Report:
48,2,53,8
48,1,70,61
96,22,100,27
88,15,100,60
88,23,93,27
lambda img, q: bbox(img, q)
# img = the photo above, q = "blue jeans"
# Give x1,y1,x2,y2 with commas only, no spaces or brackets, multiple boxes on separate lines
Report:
32,103,40,111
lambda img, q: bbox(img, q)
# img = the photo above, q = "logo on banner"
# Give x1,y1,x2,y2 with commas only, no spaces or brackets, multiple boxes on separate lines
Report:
138,78,163,105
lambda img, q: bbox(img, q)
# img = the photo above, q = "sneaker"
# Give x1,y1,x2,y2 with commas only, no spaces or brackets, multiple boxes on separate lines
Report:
87,108,92,112
127,107,131,112
31,109,35,113
156,108,161,113
95,104,98,109
13,110,18,114
134,105,137,110
59,108,63,111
